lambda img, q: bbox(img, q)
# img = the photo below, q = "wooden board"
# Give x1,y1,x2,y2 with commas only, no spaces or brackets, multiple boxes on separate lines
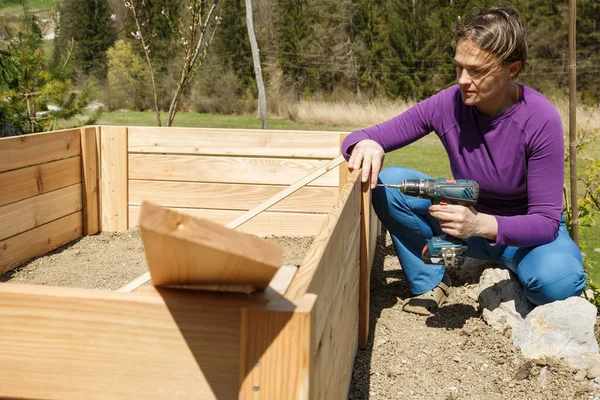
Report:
128,154,339,187
0,211,82,274
127,127,343,158
100,126,128,231
0,184,83,242
239,294,316,399
0,156,81,208
139,202,282,288
128,180,338,214
359,181,372,349
129,206,327,237
0,129,81,173
81,126,99,235
0,284,245,399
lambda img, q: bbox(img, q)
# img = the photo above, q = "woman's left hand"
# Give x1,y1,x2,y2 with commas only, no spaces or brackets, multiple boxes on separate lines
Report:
428,204,480,239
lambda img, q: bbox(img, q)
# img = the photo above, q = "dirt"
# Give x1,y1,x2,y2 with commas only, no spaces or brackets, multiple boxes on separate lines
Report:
2,229,600,399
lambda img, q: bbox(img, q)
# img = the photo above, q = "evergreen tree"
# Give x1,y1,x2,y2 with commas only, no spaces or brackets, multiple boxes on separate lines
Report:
214,0,255,91
54,0,117,80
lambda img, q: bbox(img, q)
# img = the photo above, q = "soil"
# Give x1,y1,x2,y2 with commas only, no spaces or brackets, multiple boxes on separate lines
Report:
2,229,600,399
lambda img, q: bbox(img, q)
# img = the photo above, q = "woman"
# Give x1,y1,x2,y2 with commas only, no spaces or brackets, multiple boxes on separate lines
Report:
342,4,586,315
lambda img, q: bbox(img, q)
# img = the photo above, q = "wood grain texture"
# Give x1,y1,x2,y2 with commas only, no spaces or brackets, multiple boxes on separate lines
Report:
127,127,343,158
129,206,326,237
0,184,83,242
285,170,361,300
139,201,282,288
0,211,82,274
338,133,349,192
128,180,338,213
81,126,99,235
100,126,128,231
359,179,372,349
0,156,81,208
240,294,316,400
0,129,81,173
0,284,245,399
128,154,339,187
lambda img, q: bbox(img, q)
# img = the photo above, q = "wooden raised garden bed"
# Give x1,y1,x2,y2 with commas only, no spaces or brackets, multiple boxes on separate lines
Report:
0,126,379,399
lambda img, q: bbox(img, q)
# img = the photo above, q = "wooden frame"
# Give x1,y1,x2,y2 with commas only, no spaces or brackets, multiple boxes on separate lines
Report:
0,126,379,399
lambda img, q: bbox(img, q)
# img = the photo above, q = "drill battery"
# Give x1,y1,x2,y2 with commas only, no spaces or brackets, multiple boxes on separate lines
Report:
422,234,468,268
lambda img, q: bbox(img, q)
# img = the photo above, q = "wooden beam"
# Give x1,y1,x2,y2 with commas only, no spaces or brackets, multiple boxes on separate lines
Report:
0,212,82,275
127,127,344,159
338,133,349,192
0,129,80,173
129,206,326,237
0,284,247,399
138,201,283,288
239,294,316,399
359,179,372,349
0,184,82,242
128,154,339,187
0,157,81,208
99,126,128,232
81,126,99,235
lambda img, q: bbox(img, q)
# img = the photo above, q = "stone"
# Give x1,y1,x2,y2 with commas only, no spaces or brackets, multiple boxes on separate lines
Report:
512,297,599,360
588,365,600,379
538,366,550,388
468,268,534,333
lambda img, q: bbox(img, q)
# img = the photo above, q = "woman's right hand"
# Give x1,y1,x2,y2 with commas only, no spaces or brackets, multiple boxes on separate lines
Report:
348,139,385,189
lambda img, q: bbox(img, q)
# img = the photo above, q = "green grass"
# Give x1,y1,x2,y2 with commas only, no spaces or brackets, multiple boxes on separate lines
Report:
96,111,358,132
0,0,58,16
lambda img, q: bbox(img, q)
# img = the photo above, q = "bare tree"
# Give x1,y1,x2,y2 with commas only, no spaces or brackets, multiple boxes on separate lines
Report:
245,0,268,129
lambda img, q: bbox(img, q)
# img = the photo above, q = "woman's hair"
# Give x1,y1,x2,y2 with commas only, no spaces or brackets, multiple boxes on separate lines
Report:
454,4,527,71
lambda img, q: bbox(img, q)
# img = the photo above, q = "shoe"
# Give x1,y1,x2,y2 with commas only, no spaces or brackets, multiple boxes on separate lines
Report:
402,272,452,316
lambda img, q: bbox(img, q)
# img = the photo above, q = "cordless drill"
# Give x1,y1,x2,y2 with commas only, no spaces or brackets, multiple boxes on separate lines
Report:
378,178,479,268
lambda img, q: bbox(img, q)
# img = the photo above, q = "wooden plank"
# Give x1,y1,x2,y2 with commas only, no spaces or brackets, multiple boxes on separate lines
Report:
285,170,361,300
0,211,82,274
225,155,344,229
0,284,244,399
129,206,326,237
127,126,343,158
240,294,316,399
339,133,349,192
100,126,128,231
359,180,372,349
0,157,81,207
0,184,83,242
128,154,339,187
0,129,81,173
81,126,99,235
128,180,338,213
139,201,282,288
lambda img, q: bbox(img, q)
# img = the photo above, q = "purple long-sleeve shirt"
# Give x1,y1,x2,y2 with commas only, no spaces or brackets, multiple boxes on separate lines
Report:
342,84,565,248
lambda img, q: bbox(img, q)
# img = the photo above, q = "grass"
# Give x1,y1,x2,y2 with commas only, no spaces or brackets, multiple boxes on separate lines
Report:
0,0,58,16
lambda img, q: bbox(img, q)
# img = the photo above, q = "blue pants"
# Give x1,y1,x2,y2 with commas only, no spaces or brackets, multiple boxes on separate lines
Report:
373,166,586,305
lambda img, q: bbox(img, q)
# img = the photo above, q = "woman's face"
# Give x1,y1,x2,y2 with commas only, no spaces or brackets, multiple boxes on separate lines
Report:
454,40,520,116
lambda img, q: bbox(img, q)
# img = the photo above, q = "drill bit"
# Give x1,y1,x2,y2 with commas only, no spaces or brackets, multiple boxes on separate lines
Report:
376,184,403,189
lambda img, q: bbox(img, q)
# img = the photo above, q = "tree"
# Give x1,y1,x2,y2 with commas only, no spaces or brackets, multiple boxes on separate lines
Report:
123,0,225,126
54,0,117,80
2,1,97,133
245,0,268,128
106,40,151,110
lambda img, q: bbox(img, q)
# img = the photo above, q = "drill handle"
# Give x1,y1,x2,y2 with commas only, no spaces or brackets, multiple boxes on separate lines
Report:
433,179,479,207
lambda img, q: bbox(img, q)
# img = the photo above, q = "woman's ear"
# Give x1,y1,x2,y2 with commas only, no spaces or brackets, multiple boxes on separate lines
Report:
508,61,523,78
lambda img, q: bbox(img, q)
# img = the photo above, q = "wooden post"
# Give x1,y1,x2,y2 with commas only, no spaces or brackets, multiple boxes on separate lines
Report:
80,126,99,235
240,294,316,399
338,134,349,192
99,126,128,231
359,178,372,349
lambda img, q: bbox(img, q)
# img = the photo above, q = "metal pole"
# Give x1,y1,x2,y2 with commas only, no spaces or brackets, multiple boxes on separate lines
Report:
568,0,579,245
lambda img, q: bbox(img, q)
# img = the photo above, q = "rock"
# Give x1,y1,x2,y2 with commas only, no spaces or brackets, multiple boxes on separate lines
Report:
468,268,534,333
588,365,600,379
512,297,599,361
538,366,550,388
575,369,588,382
